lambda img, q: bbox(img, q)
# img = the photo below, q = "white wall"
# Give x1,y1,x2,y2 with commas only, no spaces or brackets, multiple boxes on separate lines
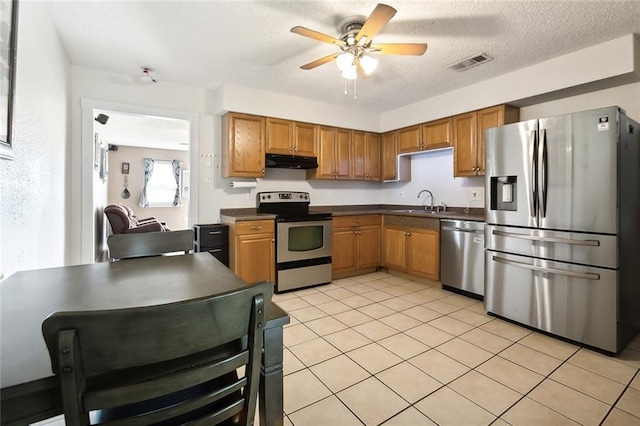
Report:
0,1,71,277
70,67,207,264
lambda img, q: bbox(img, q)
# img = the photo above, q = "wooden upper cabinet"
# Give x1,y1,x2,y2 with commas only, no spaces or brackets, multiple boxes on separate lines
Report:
381,131,411,182
221,112,265,178
293,122,317,157
381,131,398,181
335,128,351,179
365,133,381,181
308,126,350,180
351,131,366,180
476,105,519,175
311,125,336,180
453,112,478,177
397,125,423,154
265,117,294,155
423,117,453,149
266,118,317,157
453,104,520,177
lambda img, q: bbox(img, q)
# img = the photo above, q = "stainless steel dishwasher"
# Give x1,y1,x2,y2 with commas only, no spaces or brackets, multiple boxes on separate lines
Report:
440,219,485,298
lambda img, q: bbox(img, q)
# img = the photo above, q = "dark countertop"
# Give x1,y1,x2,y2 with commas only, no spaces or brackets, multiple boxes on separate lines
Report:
220,205,484,222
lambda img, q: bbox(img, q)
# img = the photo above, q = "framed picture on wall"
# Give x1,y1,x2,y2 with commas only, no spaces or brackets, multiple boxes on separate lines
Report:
0,0,20,160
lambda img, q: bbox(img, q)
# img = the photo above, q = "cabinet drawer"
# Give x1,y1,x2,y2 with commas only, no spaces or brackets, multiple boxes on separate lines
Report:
236,220,275,235
333,215,382,228
207,248,229,267
194,224,228,247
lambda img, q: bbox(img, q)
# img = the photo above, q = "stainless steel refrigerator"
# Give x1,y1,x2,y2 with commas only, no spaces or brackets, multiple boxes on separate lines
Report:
484,106,640,353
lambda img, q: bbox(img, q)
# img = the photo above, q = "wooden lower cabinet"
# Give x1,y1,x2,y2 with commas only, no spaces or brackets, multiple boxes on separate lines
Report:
223,219,275,285
332,215,381,276
383,226,439,280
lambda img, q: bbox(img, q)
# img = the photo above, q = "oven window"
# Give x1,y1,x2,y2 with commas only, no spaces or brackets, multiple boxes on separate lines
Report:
288,225,324,252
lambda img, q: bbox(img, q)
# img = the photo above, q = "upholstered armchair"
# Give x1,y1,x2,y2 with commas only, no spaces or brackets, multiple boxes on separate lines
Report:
104,204,170,234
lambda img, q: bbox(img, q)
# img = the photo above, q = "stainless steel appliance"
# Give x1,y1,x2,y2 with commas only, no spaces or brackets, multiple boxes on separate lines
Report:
440,220,485,298
485,106,640,353
257,191,332,293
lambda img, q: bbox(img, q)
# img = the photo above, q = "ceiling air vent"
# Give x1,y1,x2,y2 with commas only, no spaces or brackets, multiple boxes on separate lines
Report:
448,53,493,72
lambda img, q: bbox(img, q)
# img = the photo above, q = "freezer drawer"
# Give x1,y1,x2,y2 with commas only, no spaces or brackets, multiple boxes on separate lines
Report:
485,251,618,352
441,220,485,297
485,225,618,269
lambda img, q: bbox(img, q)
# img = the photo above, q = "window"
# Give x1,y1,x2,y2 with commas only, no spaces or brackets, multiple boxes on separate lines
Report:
140,159,182,208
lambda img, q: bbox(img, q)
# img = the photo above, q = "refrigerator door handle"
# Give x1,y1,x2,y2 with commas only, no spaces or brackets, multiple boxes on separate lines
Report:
539,128,548,218
530,130,539,219
491,230,601,246
492,255,600,280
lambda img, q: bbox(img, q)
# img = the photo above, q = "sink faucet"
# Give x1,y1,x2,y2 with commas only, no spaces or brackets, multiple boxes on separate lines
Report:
417,189,434,211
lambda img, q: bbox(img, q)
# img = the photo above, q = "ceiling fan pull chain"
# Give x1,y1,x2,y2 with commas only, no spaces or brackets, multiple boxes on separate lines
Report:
354,79,357,101
344,78,348,95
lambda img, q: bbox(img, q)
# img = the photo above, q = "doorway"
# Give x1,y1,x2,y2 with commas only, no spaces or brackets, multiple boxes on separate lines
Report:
81,100,199,263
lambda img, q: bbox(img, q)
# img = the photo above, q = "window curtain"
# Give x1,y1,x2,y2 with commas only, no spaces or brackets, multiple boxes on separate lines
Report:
172,159,182,207
139,157,154,208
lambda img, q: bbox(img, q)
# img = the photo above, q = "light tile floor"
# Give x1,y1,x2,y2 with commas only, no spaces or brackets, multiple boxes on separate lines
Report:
275,271,640,426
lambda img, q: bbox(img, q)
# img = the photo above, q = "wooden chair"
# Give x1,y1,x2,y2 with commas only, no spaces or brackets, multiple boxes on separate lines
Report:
42,281,272,426
107,229,194,260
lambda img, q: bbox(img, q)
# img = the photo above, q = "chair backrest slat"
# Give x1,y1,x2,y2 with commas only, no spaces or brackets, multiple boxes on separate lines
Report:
42,281,271,426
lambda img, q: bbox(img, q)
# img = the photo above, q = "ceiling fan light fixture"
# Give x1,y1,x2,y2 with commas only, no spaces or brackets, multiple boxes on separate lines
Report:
359,54,378,75
341,64,358,80
336,52,355,72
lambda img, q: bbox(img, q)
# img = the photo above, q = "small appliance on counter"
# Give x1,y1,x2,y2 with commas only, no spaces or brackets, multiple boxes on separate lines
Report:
484,106,640,353
257,191,333,293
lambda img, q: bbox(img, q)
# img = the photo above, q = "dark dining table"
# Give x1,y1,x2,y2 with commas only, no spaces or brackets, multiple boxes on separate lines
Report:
0,252,289,425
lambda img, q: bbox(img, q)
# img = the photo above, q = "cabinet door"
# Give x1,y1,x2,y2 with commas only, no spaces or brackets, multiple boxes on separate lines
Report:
383,227,407,271
397,125,422,154
365,133,381,181
293,122,317,157
335,128,351,180
266,117,294,155
222,113,265,177
453,111,478,177
381,131,398,181
311,125,336,180
358,225,381,269
332,227,357,274
236,233,275,284
423,118,452,150
476,105,519,175
407,229,439,280
351,131,366,180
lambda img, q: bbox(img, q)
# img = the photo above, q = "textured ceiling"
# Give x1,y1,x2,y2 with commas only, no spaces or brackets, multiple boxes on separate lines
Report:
45,0,640,114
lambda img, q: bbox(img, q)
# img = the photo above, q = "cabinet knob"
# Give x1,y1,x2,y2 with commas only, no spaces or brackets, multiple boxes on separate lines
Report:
405,232,411,236
271,238,275,243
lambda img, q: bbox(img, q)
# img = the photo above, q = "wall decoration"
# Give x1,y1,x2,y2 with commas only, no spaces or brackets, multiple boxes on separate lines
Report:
94,133,101,169
121,162,129,174
99,146,108,182
0,0,19,160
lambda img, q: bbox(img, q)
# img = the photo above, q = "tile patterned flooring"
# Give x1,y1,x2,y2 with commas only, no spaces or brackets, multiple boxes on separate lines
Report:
274,271,640,426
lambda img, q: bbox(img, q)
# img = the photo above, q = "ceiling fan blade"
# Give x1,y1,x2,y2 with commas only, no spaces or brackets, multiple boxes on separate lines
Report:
291,26,345,46
370,43,428,56
356,4,397,43
300,53,339,70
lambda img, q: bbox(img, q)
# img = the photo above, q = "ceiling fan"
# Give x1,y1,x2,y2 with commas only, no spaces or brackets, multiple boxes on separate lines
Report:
291,3,428,80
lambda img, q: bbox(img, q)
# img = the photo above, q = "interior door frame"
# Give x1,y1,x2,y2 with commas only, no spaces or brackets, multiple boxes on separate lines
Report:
80,99,199,264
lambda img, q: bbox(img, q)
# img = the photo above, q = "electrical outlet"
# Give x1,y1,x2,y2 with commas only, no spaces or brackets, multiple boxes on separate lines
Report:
400,191,404,199
470,189,483,201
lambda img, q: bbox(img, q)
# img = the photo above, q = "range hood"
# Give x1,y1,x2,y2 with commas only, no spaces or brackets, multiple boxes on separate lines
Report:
265,153,318,169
